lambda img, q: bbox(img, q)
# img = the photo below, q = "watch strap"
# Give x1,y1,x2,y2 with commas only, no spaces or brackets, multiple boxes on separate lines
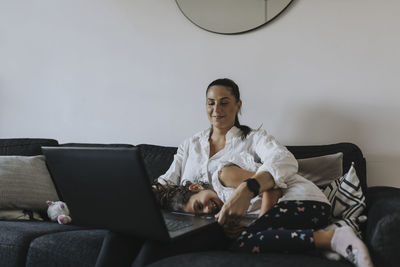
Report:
244,178,260,197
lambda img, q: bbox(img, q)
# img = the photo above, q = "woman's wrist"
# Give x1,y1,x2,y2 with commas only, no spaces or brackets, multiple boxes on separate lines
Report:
238,182,255,200
244,178,260,197
252,171,275,193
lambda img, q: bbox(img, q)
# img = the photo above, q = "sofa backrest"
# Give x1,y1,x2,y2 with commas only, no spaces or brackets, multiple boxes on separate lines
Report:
0,138,59,156
137,144,177,181
60,143,134,148
0,139,367,195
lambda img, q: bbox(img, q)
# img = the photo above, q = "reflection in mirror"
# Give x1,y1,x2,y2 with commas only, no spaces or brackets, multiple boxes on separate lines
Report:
176,0,293,34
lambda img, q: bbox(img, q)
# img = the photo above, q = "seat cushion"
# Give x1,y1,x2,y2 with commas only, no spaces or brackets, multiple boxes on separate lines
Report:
148,251,353,267
0,221,82,267
26,229,108,267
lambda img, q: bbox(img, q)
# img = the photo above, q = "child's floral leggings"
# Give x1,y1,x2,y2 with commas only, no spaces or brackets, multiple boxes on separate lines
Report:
231,200,331,253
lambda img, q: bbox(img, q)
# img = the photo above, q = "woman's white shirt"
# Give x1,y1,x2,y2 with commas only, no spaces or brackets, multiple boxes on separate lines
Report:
157,126,330,214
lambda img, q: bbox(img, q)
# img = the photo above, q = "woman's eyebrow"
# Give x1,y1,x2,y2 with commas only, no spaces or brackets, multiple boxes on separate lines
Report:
207,97,230,101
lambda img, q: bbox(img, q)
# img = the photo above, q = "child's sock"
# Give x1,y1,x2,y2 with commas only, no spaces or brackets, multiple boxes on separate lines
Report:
331,226,374,267
321,250,342,261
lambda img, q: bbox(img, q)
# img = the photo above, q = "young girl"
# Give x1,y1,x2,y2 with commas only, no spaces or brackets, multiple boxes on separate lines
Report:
153,179,371,267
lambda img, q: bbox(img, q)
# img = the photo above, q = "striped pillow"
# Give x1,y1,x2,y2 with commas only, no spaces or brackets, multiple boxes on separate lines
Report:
323,164,367,235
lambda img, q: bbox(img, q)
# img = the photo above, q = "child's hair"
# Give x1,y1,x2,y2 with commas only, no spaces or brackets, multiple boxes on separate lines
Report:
152,180,212,212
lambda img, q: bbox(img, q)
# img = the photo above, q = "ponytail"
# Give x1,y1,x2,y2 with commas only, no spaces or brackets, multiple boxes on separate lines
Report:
234,114,251,140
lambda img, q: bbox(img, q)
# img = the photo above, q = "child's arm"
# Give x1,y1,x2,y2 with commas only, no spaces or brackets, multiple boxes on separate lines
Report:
259,189,282,218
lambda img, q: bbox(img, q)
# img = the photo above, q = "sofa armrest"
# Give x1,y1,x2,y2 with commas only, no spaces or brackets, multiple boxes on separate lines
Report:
365,186,400,267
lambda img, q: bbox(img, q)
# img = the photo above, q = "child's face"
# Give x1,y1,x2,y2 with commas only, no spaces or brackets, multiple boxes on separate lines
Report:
183,189,223,215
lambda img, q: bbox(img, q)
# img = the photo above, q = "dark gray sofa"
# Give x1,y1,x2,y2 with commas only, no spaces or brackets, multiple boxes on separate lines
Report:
0,138,399,267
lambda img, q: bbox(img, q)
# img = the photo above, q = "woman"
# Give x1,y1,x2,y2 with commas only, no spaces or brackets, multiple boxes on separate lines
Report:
152,78,373,267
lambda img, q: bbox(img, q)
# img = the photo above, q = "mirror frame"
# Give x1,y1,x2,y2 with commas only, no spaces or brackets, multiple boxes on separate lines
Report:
175,0,295,35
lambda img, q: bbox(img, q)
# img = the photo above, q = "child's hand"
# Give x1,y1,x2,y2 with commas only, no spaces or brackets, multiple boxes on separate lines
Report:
222,223,246,239
215,182,253,225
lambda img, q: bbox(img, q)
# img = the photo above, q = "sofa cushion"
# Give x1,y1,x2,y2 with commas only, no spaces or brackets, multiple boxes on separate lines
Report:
0,139,58,156
26,229,107,267
148,251,353,267
366,196,400,267
86,231,144,267
0,139,60,220
298,152,343,187
0,155,59,212
0,221,82,267
287,143,367,196
323,165,366,234
369,212,400,267
0,210,43,221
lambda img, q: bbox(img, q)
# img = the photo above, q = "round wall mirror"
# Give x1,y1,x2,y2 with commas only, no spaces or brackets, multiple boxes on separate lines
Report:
176,0,294,34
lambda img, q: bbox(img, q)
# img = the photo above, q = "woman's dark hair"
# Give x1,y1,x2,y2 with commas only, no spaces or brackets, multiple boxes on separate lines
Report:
152,180,212,212
206,78,252,139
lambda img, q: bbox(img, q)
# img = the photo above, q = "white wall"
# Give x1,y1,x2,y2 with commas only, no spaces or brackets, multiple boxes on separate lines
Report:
1,0,399,187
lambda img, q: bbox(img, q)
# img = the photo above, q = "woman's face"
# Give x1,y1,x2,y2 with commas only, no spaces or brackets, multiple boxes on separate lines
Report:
206,85,241,131
184,188,224,215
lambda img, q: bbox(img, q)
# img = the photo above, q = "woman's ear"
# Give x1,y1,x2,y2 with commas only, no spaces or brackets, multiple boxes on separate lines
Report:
188,184,204,192
237,100,242,115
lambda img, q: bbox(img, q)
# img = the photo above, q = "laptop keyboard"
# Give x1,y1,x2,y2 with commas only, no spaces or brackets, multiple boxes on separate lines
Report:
165,218,194,232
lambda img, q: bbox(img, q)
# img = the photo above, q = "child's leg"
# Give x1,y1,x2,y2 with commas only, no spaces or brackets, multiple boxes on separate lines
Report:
259,189,282,218
231,200,374,266
233,228,316,253
249,200,331,232
231,201,330,253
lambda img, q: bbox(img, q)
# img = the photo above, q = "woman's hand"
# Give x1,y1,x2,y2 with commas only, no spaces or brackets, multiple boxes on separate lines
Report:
215,182,253,225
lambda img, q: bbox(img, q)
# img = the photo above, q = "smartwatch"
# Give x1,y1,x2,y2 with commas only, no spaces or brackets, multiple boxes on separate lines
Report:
244,178,260,197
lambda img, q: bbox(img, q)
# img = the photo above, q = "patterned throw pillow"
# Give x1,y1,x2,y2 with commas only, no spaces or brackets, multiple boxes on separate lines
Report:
322,163,367,235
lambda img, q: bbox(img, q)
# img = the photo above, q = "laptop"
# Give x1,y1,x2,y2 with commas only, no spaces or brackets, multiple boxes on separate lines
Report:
41,146,220,242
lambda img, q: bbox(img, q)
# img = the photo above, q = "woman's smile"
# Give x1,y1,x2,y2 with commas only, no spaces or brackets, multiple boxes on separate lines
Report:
214,116,225,120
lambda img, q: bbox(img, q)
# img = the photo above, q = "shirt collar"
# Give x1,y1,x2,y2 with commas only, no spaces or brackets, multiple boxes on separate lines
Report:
200,126,241,142
226,126,241,140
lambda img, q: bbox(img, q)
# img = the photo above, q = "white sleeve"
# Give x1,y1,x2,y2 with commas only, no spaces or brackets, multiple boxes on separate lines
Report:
254,130,298,189
157,139,189,185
